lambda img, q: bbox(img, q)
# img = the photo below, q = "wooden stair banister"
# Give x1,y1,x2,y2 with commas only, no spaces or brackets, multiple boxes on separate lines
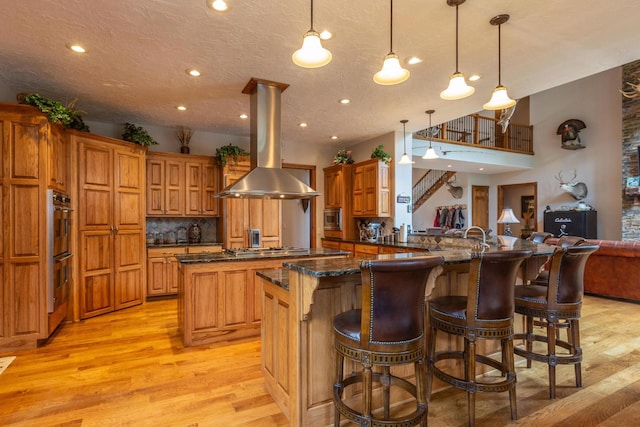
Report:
412,170,456,212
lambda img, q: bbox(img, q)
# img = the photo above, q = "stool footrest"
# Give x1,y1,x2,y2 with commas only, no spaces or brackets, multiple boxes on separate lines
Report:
431,353,516,393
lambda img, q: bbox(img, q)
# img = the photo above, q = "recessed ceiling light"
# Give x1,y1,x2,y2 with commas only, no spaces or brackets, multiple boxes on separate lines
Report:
330,135,339,140
298,122,308,127
239,113,248,119
186,69,201,77
338,98,350,104
479,167,484,171
319,30,333,40
468,74,481,81
447,164,452,168
407,56,423,65
207,0,229,12
67,44,86,53
177,105,187,111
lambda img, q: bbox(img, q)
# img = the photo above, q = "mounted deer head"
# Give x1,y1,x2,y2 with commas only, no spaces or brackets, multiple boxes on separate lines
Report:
445,177,463,199
621,74,640,99
555,170,588,200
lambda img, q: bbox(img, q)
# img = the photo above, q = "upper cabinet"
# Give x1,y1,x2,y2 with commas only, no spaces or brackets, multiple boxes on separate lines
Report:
145,152,219,217
352,159,391,218
48,124,69,193
323,164,351,209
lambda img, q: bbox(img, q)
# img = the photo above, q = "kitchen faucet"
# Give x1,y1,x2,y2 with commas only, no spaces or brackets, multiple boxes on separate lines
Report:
464,226,488,249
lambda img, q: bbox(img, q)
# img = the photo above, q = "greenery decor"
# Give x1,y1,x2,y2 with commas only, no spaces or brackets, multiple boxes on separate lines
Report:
215,144,248,167
122,122,158,146
333,149,354,165
19,93,90,132
371,145,391,165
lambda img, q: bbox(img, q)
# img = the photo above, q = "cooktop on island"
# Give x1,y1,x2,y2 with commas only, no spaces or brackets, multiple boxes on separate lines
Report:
224,247,310,257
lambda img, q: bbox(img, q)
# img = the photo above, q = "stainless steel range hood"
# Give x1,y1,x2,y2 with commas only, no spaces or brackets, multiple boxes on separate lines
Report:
215,78,320,199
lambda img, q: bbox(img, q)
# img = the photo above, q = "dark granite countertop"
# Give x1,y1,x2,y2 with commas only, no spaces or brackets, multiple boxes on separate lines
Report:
175,248,349,264
256,269,289,290
147,242,223,249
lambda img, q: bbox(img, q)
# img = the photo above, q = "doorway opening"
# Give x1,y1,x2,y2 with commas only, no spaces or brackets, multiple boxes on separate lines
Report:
497,182,538,238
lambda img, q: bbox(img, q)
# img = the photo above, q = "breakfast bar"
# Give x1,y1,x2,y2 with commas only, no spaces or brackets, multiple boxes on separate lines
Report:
258,237,554,426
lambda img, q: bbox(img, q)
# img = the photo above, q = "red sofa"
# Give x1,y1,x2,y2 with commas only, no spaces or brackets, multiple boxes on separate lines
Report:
547,238,640,302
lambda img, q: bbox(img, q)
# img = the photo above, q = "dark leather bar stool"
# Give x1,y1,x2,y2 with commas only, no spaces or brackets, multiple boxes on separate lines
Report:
333,256,444,427
513,244,599,399
529,235,587,286
527,231,553,244
427,250,532,427
521,232,554,285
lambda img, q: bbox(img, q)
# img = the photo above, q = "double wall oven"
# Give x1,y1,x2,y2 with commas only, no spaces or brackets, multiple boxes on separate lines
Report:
47,190,72,313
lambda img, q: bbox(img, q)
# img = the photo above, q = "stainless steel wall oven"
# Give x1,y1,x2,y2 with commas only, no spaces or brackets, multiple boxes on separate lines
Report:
47,190,72,313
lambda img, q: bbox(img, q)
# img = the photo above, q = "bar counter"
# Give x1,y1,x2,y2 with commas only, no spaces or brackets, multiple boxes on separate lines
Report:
259,237,554,426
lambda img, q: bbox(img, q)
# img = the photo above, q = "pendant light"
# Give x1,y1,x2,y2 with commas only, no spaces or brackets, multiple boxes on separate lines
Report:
422,109,439,159
398,119,414,164
483,14,516,110
374,0,410,85
292,0,332,68
440,0,474,100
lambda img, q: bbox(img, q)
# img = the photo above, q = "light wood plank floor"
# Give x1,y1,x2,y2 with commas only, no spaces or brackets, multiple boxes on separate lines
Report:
1,295,639,426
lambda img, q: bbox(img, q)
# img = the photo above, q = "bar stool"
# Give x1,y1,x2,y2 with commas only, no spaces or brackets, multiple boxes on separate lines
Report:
426,250,532,426
513,244,599,399
333,256,444,427
529,235,587,286
520,232,553,285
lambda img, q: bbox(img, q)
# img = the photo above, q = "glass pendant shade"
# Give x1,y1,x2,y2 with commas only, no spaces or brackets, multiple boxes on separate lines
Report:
398,152,414,164
483,85,516,110
422,146,439,159
292,30,332,68
374,53,410,85
440,72,475,100
398,119,414,164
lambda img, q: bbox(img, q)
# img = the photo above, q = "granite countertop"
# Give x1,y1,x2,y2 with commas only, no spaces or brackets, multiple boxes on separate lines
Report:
147,241,223,249
287,237,555,278
175,248,349,264
256,269,289,290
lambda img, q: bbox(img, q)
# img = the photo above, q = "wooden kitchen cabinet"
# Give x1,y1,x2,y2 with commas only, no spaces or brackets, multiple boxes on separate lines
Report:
75,132,146,319
353,243,378,257
218,156,282,248
48,124,69,193
0,105,50,350
352,159,391,218
323,164,355,240
147,247,187,296
146,152,218,217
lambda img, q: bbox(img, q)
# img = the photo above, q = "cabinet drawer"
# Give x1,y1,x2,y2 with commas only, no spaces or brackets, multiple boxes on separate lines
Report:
148,247,188,257
354,244,378,255
339,242,354,252
322,240,341,250
187,245,222,254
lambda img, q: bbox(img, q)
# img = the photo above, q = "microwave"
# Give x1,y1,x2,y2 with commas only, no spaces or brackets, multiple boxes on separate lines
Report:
323,208,342,231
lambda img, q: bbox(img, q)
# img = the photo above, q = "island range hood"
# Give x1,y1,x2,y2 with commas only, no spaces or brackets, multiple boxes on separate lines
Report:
214,78,320,199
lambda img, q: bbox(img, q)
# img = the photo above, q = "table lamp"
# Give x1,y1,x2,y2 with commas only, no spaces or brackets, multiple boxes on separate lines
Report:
497,208,520,236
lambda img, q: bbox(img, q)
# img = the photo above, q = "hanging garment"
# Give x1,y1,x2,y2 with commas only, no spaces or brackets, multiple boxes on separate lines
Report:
454,207,465,229
439,207,449,228
434,208,441,227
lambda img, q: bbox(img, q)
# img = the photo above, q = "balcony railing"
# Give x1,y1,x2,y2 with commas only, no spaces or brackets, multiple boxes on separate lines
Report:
414,113,534,155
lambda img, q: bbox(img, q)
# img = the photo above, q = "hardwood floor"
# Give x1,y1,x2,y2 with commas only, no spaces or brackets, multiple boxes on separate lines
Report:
1,295,639,426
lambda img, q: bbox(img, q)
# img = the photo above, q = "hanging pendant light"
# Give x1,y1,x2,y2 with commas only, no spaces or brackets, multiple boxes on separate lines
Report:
483,14,516,110
422,109,439,159
398,119,414,164
292,0,332,68
440,0,474,100
374,0,410,85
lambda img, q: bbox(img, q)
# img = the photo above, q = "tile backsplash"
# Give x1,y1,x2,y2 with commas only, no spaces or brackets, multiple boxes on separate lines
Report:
146,217,218,244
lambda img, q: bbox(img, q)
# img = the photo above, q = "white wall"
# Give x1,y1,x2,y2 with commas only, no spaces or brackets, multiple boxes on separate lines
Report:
489,68,623,240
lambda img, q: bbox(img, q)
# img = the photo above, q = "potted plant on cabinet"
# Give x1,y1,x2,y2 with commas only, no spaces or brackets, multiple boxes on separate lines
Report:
18,92,90,132
215,144,248,167
177,126,193,153
371,144,392,165
122,122,158,146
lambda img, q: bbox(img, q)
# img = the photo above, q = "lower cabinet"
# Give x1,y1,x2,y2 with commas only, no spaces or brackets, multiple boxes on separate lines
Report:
147,245,221,297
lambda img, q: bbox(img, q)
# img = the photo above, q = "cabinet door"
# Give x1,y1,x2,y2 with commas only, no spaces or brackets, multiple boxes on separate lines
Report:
114,230,144,310
167,257,180,294
146,257,167,296
80,230,114,318
220,269,249,327
165,160,184,216
352,165,365,216
78,140,113,230
185,162,203,216
378,164,391,217
225,174,249,248
146,158,164,216
250,199,281,247
48,125,68,193
324,168,342,208
114,147,144,229
201,161,219,216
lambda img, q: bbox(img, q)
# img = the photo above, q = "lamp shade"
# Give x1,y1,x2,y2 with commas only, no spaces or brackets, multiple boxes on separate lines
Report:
497,208,519,224
374,52,410,85
292,30,332,68
422,146,439,159
398,152,414,164
440,72,475,100
483,85,516,110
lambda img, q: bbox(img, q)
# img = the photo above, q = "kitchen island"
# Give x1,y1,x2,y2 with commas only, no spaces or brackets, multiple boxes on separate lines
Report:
176,248,348,347
259,237,554,426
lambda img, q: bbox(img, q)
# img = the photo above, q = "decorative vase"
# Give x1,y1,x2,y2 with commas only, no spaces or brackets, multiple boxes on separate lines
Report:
188,223,201,243
180,145,190,154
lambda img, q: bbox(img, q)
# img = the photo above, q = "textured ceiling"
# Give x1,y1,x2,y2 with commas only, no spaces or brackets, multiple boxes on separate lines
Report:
1,0,640,153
